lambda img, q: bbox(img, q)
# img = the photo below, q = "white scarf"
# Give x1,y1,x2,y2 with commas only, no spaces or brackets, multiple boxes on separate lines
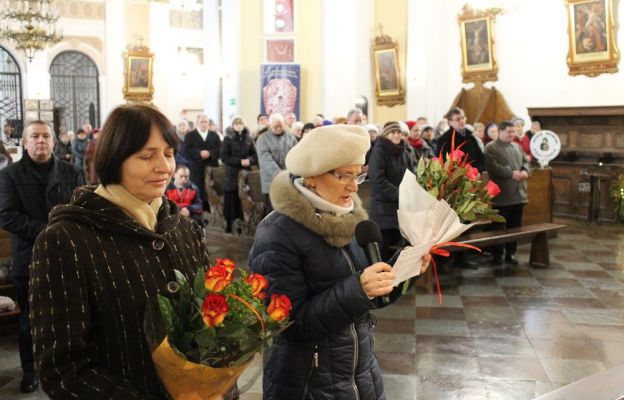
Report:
293,178,354,217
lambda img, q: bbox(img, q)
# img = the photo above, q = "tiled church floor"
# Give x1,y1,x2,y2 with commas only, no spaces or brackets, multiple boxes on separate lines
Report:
1,219,623,399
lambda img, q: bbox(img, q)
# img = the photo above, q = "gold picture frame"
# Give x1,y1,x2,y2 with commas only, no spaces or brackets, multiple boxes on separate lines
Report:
565,0,619,76
458,5,500,84
123,45,155,102
372,31,405,107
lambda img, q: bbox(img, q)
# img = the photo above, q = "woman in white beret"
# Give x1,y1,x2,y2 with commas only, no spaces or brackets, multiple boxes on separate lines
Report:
250,125,430,399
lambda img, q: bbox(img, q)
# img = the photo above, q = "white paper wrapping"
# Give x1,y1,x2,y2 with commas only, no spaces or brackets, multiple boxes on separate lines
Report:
392,170,476,287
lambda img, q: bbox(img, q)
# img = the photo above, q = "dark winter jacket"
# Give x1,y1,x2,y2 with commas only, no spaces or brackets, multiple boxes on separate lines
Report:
185,129,222,168
71,136,89,169
220,127,257,192
436,127,485,172
53,141,72,162
0,152,83,277
368,138,416,231
250,171,402,400
29,187,209,399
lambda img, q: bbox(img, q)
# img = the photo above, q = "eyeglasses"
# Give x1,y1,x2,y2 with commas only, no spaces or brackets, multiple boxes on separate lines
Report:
329,170,367,185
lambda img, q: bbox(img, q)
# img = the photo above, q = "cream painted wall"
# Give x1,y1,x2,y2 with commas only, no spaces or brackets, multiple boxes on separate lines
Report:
125,2,150,47
407,0,624,126
373,0,408,123
238,0,263,127
296,0,323,121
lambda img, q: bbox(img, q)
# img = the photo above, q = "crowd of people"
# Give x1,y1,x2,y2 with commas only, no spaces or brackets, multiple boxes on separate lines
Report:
0,103,539,399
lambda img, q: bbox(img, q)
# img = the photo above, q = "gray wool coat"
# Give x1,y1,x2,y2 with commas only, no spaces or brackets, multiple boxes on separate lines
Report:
485,139,531,207
255,130,298,194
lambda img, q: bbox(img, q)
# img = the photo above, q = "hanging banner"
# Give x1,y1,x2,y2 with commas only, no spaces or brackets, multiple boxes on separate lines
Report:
260,64,300,119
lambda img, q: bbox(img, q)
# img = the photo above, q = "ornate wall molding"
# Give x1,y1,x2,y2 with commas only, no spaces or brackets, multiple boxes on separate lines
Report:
57,1,105,20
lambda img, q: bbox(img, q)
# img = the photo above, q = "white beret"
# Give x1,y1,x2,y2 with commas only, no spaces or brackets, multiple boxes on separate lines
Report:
285,125,370,177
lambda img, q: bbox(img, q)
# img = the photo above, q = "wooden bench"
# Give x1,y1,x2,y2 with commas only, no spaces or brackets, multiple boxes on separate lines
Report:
445,222,566,267
415,222,566,293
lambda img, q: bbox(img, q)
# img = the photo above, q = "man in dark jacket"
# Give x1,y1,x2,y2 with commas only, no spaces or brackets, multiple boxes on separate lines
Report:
165,165,204,226
436,107,485,172
436,107,485,269
184,113,221,210
0,120,83,393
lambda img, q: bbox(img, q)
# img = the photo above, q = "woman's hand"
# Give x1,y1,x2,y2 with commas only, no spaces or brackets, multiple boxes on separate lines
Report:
420,254,432,274
360,262,395,298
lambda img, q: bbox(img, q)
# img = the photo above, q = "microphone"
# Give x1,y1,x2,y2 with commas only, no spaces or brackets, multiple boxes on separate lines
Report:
355,220,390,305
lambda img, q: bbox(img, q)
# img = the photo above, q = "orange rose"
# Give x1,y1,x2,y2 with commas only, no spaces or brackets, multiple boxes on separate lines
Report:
216,258,236,279
245,273,269,300
267,294,292,322
201,293,229,327
204,265,234,292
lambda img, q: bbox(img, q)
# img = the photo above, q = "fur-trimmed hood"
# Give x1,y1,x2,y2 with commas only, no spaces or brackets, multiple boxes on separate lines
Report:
269,171,367,247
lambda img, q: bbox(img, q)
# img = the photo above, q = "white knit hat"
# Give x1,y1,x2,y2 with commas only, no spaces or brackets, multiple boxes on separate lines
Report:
285,125,370,177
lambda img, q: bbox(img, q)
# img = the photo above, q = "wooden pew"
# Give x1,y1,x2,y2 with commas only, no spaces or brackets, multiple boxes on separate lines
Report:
415,223,566,293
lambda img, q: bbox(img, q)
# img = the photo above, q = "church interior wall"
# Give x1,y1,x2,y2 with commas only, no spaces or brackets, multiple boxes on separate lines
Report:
1,0,623,132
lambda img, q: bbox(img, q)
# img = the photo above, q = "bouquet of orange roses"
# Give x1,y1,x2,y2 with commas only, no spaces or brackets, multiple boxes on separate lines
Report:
144,259,292,400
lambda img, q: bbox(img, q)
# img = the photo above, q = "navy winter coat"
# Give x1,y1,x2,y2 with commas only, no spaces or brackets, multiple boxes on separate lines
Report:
250,171,402,400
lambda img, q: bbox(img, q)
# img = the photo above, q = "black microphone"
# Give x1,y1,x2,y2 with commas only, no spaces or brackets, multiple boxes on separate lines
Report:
355,220,390,305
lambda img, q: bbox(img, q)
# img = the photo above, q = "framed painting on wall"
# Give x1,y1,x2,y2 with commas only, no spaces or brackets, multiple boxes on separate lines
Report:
265,39,295,63
371,32,404,107
565,0,619,76
123,45,155,102
263,0,294,34
458,5,499,83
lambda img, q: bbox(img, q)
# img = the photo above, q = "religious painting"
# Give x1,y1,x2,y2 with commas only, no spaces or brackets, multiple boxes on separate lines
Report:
566,0,619,76
458,6,499,83
266,39,295,63
123,45,154,102
264,0,294,34
371,31,404,107
260,64,300,118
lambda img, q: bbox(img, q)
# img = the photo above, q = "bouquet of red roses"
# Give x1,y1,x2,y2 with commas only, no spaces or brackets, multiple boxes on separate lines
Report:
145,259,292,400
415,147,504,223
393,133,504,302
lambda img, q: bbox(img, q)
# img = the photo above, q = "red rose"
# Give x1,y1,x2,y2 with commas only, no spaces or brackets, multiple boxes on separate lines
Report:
204,265,234,292
486,180,501,197
267,294,292,322
201,293,229,327
449,149,465,161
246,273,269,300
466,166,479,181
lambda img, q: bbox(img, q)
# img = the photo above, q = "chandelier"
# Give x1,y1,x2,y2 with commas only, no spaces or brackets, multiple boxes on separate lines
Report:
0,0,62,62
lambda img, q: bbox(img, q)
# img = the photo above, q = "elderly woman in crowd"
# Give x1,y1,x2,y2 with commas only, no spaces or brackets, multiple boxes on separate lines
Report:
483,122,499,145
368,122,417,261
29,104,214,399
220,115,257,233
250,125,430,399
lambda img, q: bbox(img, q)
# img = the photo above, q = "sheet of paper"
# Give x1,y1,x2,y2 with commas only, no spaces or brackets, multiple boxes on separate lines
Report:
391,240,436,286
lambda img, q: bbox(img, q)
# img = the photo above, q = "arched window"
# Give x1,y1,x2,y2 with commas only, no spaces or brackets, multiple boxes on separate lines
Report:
50,51,100,133
0,46,24,141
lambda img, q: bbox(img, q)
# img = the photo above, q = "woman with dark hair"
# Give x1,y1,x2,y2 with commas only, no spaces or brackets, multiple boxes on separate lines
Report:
29,104,213,399
368,121,417,261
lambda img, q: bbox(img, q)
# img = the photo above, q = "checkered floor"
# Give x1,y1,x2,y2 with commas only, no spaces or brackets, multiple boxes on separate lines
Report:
1,219,623,399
